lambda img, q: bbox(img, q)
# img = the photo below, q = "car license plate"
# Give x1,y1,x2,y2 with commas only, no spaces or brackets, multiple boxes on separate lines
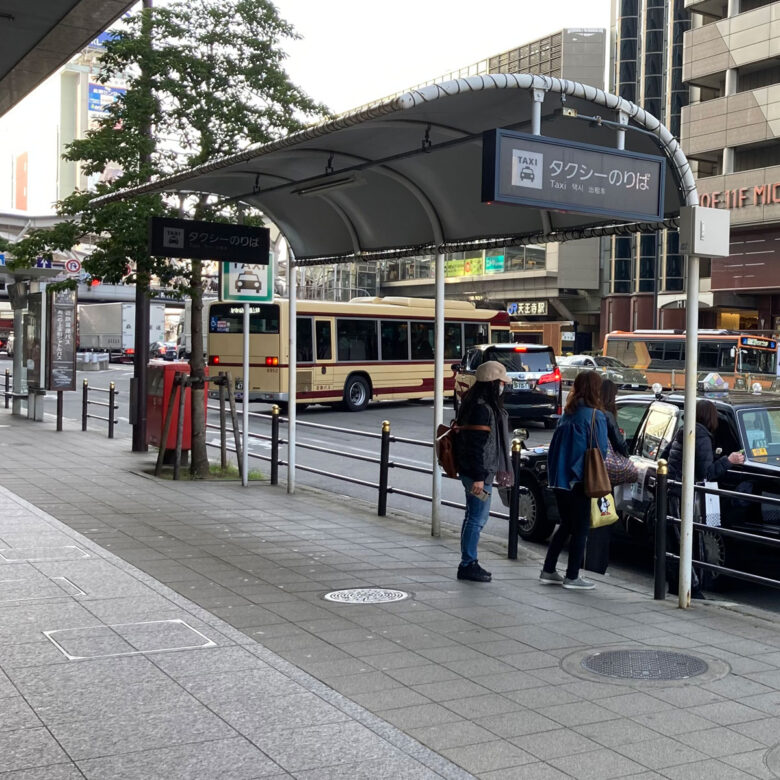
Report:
513,380,530,390
235,379,243,390
631,383,639,388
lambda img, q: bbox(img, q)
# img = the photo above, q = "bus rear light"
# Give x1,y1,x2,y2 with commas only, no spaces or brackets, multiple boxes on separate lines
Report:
265,356,278,366
209,355,220,365
538,367,561,385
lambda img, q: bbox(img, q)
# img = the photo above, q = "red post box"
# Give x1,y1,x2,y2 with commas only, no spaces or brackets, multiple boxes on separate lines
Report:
147,361,207,451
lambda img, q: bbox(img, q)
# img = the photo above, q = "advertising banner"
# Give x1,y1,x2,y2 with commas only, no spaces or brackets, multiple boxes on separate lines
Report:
47,289,77,391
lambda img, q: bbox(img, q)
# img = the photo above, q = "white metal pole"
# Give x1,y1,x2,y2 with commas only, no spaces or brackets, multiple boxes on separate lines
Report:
431,251,445,537
287,263,297,494
242,302,249,487
679,253,699,607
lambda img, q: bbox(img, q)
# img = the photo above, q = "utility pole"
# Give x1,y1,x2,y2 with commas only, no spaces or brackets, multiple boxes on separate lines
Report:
131,0,153,452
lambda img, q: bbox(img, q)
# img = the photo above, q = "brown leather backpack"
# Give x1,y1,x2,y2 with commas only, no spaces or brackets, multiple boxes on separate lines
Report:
435,421,491,479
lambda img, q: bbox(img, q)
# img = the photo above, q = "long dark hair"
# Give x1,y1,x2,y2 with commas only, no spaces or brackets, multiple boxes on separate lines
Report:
696,399,719,432
600,379,618,417
563,370,603,415
458,379,504,423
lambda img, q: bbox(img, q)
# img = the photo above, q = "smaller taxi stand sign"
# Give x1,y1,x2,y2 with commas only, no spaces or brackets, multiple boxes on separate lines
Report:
220,261,273,302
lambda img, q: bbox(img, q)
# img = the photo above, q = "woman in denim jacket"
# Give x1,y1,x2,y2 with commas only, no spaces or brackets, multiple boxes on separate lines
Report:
540,371,608,590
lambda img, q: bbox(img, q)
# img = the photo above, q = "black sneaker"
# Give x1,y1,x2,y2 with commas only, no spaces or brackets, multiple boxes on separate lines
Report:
457,562,492,582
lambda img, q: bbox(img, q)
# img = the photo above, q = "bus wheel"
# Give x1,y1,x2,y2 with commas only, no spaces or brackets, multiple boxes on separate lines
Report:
343,375,370,412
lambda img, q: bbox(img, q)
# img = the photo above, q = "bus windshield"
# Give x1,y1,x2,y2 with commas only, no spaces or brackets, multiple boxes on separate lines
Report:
209,303,279,334
738,347,776,375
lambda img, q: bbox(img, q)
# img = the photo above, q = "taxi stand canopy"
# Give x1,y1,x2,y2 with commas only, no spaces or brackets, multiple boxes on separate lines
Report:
92,73,706,607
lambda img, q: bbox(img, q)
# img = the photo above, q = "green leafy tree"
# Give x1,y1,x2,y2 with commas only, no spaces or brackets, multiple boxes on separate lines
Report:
8,0,328,477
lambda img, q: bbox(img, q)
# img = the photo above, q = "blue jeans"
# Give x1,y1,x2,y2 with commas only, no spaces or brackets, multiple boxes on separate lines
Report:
460,476,492,566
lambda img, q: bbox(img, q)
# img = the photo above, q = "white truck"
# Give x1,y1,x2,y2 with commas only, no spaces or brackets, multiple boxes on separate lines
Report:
176,298,212,359
78,302,165,362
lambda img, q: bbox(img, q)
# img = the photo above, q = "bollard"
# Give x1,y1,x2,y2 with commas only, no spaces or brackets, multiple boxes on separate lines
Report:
4,369,9,410
378,420,390,516
654,459,669,600
174,374,186,481
508,439,521,559
271,404,280,485
108,382,116,439
56,391,63,432
82,379,88,431
219,373,227,470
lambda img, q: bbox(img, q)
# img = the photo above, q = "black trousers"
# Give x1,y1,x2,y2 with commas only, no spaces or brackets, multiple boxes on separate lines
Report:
667,494,701,592
543,484,590,580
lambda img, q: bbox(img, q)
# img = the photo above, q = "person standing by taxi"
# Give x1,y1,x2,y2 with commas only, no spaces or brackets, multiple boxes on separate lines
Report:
454,361,512,582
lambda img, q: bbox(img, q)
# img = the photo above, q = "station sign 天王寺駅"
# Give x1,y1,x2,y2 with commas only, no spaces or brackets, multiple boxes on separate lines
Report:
482,130,665,223
149,217,270,264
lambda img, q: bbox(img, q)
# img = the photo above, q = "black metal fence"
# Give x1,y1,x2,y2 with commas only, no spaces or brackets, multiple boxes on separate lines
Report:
82,379,118,438
204,403,529,559
653,461,780,598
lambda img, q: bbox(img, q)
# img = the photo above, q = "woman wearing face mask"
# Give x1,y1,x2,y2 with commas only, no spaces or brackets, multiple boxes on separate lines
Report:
453,360,512,582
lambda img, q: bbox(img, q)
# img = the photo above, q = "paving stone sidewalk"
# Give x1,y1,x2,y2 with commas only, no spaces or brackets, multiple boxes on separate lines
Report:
1,413,780,779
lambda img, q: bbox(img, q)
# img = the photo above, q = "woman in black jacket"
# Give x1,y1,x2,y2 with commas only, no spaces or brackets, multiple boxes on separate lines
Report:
454,360,512,583
663,399,744,597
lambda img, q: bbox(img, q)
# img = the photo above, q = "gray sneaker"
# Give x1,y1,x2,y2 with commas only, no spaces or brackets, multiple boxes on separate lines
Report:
539,570,564,585
562,577,596,590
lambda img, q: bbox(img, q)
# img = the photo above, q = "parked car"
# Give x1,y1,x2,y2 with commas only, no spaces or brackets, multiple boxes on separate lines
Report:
557,354,649,390
150,341,178,361
499,388,780,588
453,343,561,428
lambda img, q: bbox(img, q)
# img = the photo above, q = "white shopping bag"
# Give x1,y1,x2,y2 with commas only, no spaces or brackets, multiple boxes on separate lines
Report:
703,481,721,527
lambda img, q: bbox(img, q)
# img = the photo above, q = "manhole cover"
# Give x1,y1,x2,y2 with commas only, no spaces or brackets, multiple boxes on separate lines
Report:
582,649,709,680
323,588,410,604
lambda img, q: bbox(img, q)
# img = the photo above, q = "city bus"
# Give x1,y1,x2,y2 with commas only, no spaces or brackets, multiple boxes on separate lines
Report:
207,296,511,410
603,330,778,390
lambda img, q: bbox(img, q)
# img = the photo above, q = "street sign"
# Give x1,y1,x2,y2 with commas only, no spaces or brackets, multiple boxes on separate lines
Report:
482,129,665,223
220,262,273,302
35,258,52,269
47,289,77,392
0,252,5,266
149,217,270,263
65,259,81,274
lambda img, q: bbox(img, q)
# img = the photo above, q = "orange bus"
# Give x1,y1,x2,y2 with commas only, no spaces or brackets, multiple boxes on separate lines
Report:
603,330,778,390
207,296,511,410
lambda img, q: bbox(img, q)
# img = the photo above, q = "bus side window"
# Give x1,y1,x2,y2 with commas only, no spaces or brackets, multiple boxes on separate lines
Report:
411,321,434,359
315,320,332,360
296,317,313,363
444,322,462,359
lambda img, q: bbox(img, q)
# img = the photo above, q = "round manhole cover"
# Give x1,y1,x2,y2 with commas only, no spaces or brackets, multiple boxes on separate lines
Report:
323,588,410,604
582,649,709,680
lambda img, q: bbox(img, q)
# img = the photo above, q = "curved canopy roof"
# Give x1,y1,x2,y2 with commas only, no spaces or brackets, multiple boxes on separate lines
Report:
93,74,698,265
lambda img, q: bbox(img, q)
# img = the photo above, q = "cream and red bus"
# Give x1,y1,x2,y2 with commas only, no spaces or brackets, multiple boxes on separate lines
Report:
603,330,778,389
207,296,511,410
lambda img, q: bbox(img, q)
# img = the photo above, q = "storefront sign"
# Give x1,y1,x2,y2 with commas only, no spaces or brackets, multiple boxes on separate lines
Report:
700,183,780,209
507,301,547,316
47,289,77,391
482,129,665,222
485,255,505,274
444,257,484,277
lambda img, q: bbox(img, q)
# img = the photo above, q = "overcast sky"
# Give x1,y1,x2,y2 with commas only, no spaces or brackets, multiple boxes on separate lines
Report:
271,0,613,114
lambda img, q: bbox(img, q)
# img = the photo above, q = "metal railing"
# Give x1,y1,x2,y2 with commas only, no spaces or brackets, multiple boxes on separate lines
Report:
82,379,118,438
653,459,780,599
204,403,530,559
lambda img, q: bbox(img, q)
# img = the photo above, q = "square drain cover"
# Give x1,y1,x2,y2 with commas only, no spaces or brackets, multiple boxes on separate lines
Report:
0,546,89,563
0,575,84,603
44,619,216,660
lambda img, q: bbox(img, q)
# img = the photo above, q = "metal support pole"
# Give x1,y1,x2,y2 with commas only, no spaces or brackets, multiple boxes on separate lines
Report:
654,459,668,599
219,373,227,470
508,439,521,560
82,379,88,431
174,375,186,480
56,391,63,432
4,369,9,409
680,253,699,608
287,263,297,494
531,88,545,135
431,251,445,537
378,420,390,516
12,306,23,416
241,302,249,487
108,382,116,439
270,404,279,485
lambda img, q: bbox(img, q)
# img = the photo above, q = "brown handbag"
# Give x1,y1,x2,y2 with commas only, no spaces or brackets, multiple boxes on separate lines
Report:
583,411,611,498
